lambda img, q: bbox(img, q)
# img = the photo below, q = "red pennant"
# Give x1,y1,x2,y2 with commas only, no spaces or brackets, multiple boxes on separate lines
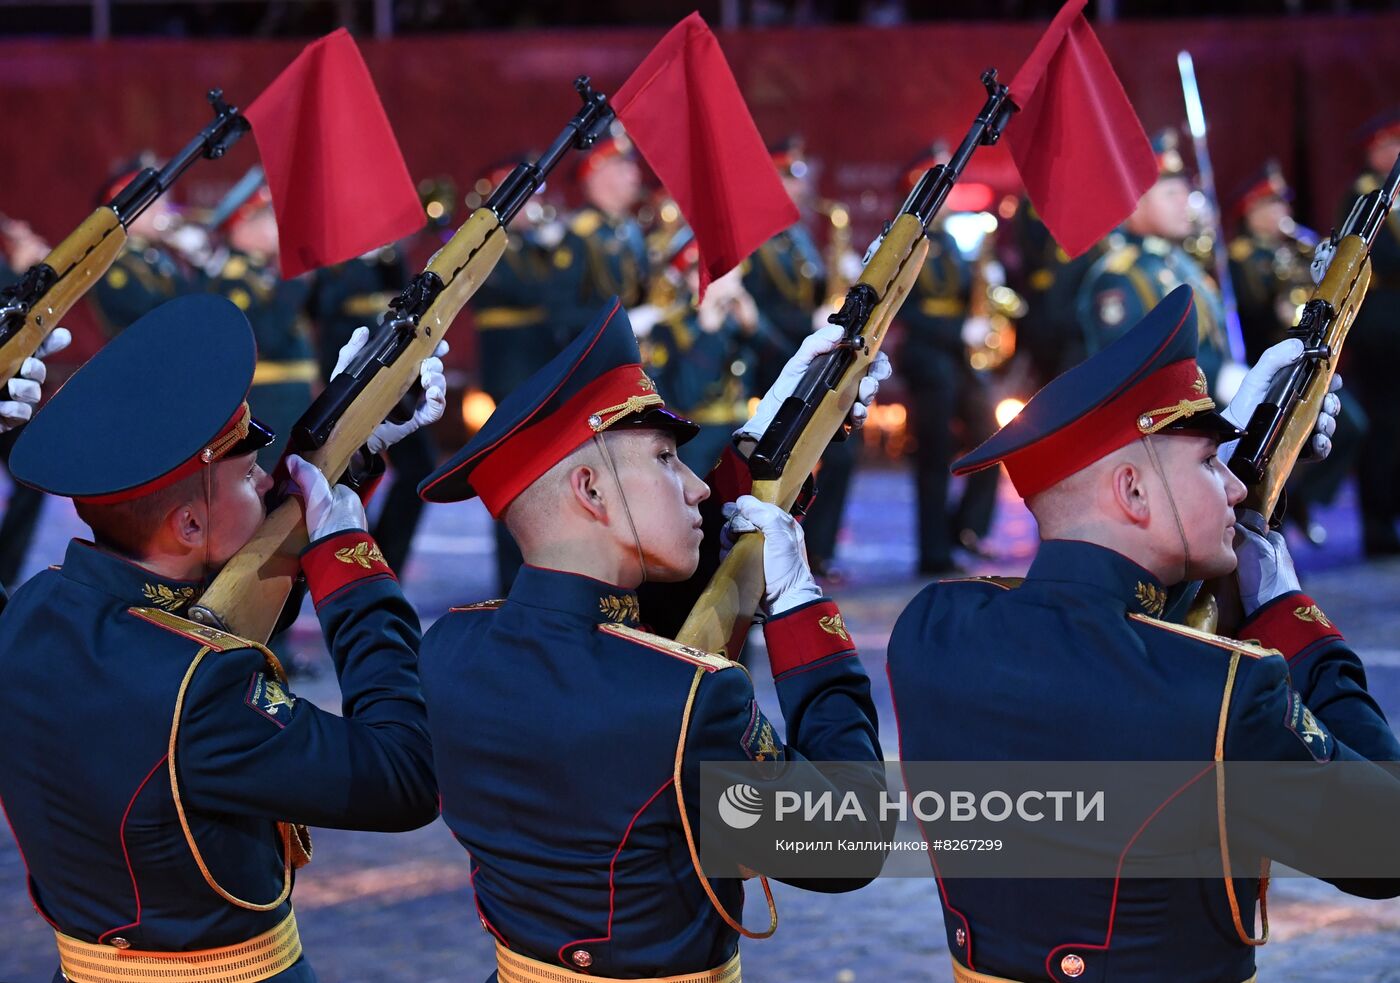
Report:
1007,0,1156,258
245,29,423,278
613,13,798,299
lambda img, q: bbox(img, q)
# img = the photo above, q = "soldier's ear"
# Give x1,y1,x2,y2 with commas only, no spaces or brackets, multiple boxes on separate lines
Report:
568,464,608,522
165,501,206,551
1111,462,1152,526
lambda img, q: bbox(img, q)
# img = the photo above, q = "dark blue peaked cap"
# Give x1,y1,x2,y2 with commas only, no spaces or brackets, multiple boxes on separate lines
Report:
419,297,698,515
11,294,274,502
952,286,1241,499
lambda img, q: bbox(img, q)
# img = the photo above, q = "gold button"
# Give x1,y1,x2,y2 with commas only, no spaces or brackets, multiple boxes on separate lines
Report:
1060,953,1085,977
571,949,593,968
109,937,131,949
954,927,966,947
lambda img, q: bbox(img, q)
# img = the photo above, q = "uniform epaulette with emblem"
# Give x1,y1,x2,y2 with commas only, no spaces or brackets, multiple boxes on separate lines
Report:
1228,237,1255,262
597,622,736,673
1104,244,1142,275
449,599,505,613
1127,613,1277,659
127,606,258,653
570,210,603,237
941,575,1023,590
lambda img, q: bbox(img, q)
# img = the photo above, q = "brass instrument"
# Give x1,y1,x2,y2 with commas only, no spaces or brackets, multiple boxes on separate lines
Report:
965,220,1026,372
815,198,853,307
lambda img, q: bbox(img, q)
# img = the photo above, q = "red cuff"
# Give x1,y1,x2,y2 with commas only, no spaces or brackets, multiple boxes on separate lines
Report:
1239,591,1342,661
763,598,856,677
707,445,753,503
300,530,396,607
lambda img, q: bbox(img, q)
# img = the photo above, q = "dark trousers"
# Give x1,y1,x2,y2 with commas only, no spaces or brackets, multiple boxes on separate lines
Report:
803,432,860,568
1346,303,1400,549
907,350,999,571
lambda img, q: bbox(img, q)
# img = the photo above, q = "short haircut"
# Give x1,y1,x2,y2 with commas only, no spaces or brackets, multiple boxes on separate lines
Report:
73,469,207,558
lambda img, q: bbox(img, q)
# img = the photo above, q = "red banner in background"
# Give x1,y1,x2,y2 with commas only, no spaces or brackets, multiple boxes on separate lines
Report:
0,14,1396,362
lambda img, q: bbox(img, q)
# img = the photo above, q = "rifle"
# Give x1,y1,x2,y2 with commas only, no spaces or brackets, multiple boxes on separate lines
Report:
189,77,615,641
1187,151,1400,633
675,69,1018,658
0,90,248,382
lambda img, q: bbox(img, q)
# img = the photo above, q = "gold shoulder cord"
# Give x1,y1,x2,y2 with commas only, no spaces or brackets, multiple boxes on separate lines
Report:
673,667,778,940
1214,651,1270,947
167,645,310,912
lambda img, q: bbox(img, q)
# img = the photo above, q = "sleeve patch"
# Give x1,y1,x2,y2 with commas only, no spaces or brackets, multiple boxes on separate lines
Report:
740,699,784,763
1283,690,1333,763
245,672,297,727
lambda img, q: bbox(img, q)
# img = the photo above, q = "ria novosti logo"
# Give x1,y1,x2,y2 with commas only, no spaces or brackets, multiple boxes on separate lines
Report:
717,783,764,829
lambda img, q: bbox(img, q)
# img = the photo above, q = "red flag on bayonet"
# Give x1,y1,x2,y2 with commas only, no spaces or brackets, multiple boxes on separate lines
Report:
613,13,798,299
245,29,423,278
1007,0,1155,258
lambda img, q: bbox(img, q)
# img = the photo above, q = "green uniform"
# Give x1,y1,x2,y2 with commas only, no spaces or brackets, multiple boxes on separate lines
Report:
471,229,581,591
1077,230,1231,400
899,229,998,574
566,206,650,315
91,239,200,337
207,251,316,470
1340,171,1400,554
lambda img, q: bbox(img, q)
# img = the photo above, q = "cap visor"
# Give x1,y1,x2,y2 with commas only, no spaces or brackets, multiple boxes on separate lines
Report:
1161,410,1245,442
227,417,277,458
610,406,701,446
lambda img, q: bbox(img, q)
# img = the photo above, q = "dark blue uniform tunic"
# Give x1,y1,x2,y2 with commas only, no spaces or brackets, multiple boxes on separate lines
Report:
0,531,438,980
888,539,1400,983
420,565,884,978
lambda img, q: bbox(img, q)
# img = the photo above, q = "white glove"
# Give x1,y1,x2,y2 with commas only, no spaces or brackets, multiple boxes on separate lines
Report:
627,304,664,339
1234,510,1301,618
849,351,891,431
0,327,71,432
738,326,890,441
331,326,449,455
286,454,367,539
721,495,822,616
1220,338,1340,463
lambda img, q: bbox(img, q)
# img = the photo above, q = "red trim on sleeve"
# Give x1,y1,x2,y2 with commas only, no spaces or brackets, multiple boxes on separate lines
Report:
707,445,753,502
300,530,396,607
1239,591,1343,662
763,599,855,677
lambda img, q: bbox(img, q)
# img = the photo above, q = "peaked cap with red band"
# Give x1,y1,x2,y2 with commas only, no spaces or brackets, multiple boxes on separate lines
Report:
10,294,274,503
418,298,699,516
952,285,1242,500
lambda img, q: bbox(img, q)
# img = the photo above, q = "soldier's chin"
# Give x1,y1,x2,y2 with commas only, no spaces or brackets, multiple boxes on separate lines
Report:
1193,549,1238,582
652,551,701,583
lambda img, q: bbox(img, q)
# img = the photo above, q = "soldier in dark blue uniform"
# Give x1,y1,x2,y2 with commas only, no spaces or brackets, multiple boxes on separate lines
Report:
207,170,319,472
0,294,443,981
1340,111,1400,556
416,298,888,981
91,163,205,336
888,286,1395,983
1076,131,1237,402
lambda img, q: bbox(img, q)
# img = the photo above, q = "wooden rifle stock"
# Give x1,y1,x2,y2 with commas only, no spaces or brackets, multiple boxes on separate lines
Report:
190,209,508,641
0,209,127,382
674,215,929,657
0,89,247,384
1187,154,1399,633
674,68,1015,658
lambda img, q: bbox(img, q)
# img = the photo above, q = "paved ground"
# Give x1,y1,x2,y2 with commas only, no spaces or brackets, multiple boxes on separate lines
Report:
3,464,1400,981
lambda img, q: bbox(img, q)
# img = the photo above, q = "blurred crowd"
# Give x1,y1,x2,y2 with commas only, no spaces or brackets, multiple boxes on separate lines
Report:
2,109,1398,596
